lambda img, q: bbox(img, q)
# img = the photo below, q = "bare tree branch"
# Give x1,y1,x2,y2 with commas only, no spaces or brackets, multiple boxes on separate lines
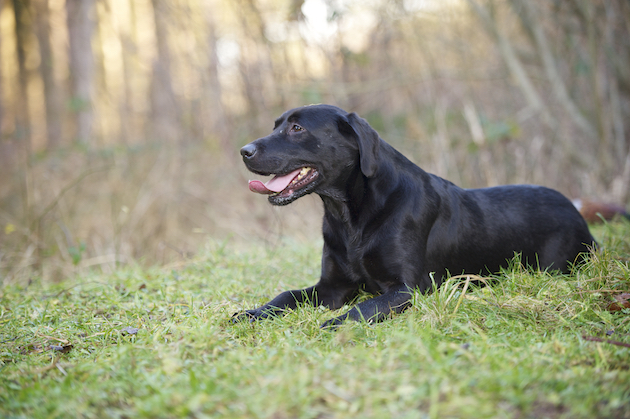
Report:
515,1,597,139
466,0,553,129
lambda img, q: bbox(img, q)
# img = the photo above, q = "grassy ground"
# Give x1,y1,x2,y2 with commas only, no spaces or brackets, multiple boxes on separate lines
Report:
1,223,630,419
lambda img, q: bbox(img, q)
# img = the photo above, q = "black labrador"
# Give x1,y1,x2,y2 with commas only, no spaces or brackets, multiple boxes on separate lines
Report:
236,104,595,328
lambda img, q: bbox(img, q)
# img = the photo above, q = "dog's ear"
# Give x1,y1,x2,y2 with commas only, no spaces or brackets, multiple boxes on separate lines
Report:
338,113,380,177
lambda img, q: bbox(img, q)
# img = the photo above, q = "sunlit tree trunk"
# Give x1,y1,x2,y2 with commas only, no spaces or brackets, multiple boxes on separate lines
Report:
66,0,95,146
10,0,36,268
148,0,182,252
149,0,179,144
204,11,230,153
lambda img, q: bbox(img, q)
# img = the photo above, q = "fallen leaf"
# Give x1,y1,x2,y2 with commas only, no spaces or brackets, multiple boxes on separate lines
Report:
121,326,139,335
20,343,43,355
608,293,630,312
49,344,73,354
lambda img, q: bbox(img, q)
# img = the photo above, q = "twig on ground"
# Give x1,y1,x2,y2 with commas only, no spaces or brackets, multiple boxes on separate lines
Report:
582,335,630,348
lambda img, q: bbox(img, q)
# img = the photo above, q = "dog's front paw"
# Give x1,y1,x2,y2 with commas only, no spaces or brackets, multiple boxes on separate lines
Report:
320,314,348,330
231,309,267,324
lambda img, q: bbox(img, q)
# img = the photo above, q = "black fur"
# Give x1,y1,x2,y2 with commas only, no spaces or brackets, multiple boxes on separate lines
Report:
235,104,595,328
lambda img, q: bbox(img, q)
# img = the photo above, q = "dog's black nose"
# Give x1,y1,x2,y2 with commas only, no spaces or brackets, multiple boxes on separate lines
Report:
240,143,257,159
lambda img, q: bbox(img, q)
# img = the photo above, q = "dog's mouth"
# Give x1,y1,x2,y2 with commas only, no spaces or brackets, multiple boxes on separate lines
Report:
248,167,319,205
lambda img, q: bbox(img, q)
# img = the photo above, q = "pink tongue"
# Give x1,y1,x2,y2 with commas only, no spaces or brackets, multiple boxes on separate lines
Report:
248,168,302,194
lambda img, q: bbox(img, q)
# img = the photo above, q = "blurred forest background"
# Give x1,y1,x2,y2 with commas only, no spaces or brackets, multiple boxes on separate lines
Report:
1,0,629,283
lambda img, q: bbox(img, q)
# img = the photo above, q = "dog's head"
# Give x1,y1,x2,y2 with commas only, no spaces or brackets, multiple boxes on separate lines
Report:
240,104,381,206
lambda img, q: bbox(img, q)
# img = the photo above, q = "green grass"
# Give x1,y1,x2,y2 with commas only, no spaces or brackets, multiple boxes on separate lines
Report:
2,224,630,419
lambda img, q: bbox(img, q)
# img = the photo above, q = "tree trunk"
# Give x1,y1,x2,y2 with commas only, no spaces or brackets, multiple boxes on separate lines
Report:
204,9,229,153
11,0,32,154
34,0,63,151
66,0,95,146
149,0,179,144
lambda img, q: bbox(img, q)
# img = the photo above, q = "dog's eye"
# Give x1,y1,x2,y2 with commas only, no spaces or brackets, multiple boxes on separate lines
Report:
290,124,304,133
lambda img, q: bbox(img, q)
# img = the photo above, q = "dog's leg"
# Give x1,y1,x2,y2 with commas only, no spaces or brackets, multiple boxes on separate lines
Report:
233,283,352,323
320,285,413,329
232,286,318,322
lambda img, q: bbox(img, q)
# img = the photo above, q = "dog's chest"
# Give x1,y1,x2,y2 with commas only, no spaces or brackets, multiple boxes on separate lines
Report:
346,244,365,275
324,225,387,292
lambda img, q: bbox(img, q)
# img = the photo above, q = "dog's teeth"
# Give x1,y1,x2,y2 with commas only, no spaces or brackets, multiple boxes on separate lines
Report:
285,167,312,189
291,167,310,186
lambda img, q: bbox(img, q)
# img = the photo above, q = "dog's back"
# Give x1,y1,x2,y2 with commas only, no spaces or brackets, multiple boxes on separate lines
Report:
424,183,594,277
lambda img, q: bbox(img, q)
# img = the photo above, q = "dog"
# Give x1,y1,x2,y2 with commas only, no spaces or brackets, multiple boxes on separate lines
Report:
235,104,595,328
